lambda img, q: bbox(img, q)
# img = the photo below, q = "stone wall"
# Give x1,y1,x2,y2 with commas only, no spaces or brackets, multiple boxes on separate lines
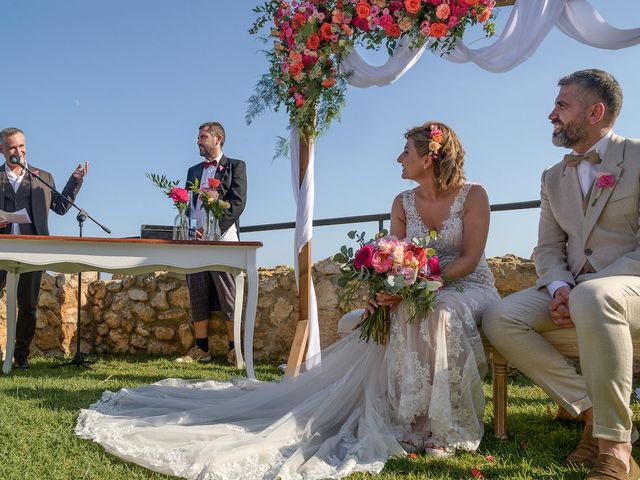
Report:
0,255,536,361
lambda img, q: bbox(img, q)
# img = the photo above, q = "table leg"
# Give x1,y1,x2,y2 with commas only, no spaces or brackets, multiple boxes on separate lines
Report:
2,272,19,374
244,257,259,379
233,271,245,369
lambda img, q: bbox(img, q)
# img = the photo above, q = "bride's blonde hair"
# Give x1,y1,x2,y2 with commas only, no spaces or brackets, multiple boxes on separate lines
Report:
405,121,465,191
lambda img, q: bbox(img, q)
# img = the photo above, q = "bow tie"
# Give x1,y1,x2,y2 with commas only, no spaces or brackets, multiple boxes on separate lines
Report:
563,150,601,167
203,160,218,169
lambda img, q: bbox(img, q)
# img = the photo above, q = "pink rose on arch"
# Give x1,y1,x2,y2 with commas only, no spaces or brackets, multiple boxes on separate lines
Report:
427,255,440,276
169,187,189,203
353,244,374,269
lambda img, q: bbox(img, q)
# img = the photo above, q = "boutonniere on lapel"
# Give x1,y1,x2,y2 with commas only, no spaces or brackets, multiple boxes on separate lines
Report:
218,165,224,172
591,172,617,207
31,169,40,177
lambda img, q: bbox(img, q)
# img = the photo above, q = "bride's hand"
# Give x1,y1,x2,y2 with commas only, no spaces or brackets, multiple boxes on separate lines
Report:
364,291,401,316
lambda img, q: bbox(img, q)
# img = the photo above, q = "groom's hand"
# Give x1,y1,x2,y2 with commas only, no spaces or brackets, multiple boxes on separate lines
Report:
549,286,574,328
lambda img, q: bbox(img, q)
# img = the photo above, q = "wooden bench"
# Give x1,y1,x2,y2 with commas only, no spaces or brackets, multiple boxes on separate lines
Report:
483,329,640,439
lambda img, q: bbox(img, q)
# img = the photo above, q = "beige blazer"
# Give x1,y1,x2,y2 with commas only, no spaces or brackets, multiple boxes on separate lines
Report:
534,133,640,288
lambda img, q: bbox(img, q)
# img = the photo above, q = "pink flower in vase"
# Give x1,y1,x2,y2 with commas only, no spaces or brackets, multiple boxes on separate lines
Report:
169,187,189,204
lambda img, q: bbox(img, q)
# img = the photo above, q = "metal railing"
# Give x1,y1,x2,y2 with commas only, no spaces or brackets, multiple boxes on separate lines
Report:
239,200,541,235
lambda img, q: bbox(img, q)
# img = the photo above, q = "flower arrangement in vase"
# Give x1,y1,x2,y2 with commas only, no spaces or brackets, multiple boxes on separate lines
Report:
146,172,190,240
188,177,231,241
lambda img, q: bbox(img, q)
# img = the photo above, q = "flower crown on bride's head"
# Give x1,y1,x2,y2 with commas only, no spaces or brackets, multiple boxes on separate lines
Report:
428,124,444,161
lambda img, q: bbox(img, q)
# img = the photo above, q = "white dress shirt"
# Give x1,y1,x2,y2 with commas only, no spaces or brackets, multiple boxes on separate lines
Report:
5,163,26,235
196,153,238,241
547,130,613,298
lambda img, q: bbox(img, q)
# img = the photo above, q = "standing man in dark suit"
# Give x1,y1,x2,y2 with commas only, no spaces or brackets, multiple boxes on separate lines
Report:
175,121,247,365
0,127,88,369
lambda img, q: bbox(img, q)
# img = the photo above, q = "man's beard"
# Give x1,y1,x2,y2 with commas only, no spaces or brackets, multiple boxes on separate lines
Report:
552,118,588,148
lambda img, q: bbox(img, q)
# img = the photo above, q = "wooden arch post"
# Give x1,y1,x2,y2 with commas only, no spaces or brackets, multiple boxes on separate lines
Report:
285,132,313,378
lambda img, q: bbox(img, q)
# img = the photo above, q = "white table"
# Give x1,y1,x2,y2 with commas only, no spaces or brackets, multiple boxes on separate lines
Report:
0,235,262,376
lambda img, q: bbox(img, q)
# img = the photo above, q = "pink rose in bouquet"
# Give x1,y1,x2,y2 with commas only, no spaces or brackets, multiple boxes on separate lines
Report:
427,255,440,276
354,244,374,269
334,230,446,344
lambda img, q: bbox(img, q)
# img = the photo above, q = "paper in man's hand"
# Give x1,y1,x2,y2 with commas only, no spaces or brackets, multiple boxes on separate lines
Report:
0,208,32,224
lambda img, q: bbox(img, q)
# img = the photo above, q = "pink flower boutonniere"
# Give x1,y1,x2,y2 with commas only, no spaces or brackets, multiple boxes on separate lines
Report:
32,169,40,177
591,172,617,207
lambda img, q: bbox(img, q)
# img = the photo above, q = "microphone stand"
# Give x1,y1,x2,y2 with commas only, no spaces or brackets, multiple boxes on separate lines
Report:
12,158,111,370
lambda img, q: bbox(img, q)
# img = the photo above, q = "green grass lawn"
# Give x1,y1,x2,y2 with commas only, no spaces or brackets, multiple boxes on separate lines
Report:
0,355,637,480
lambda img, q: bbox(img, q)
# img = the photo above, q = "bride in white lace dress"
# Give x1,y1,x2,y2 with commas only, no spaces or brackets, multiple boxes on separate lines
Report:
76,121,499,480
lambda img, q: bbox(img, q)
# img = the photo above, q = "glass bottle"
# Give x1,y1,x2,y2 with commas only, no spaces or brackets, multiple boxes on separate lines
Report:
202,211,222,241
186,191,197,240
173,206,188,240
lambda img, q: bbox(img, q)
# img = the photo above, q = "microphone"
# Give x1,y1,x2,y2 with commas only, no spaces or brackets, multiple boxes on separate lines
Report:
9,155,23,166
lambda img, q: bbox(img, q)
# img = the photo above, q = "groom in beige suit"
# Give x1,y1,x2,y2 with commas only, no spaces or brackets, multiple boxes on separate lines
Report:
483,69,640,480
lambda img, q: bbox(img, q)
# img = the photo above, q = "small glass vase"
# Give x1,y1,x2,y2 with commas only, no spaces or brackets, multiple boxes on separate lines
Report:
173,209,189,240
202,211,222,241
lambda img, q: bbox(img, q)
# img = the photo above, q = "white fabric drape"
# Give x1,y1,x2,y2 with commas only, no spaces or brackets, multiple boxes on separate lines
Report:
290,128,321,366
291,0,640,366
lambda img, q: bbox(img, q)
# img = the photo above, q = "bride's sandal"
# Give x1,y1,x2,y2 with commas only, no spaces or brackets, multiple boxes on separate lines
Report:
423,442,453,458
400,435,425,454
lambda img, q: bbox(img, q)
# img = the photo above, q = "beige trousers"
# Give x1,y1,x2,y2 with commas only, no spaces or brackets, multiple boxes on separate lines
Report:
482,276,640,442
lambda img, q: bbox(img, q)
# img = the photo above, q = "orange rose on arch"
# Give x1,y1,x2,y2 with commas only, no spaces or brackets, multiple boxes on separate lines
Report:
319,22,333,41
321,77,336,88
355,0,371,18
386,23,401,38
288,62,303,77
430,22,449,38
404,0,421,15
306,33,321,50
291,12,306,30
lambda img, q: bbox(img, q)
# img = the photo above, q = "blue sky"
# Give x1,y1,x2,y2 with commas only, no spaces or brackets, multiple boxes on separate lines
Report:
2,1,640,268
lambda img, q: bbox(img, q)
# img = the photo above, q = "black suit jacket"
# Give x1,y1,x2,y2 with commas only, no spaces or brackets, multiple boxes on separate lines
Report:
185,155,247,236
0,163,83,236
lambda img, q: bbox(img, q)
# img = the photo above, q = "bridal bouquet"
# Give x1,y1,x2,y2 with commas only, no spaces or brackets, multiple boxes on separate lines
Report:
333,230,443,345
146,173,189,214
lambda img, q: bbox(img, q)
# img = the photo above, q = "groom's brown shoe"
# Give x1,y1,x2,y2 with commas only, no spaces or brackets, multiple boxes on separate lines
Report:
566,424,599,468
586,454,640,479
